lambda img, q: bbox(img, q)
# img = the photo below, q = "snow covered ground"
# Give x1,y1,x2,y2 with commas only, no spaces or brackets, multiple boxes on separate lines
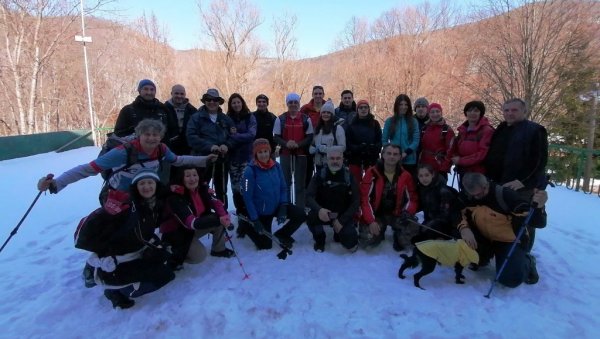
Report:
0,147,598,338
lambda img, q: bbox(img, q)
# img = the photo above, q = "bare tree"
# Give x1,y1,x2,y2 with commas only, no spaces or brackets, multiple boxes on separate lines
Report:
465,0,597,124
0,0,109,135
197,0,264,97
334,16,369,50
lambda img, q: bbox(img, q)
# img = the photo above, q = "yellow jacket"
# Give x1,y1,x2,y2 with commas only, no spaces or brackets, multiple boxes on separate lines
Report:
416,239,479,267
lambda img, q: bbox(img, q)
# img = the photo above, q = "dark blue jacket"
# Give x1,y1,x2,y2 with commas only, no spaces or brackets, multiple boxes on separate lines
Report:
229,113,257,164
241,161,288,221
186,106,235,156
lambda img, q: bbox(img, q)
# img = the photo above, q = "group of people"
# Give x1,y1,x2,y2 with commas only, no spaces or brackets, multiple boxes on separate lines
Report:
36,79,549,309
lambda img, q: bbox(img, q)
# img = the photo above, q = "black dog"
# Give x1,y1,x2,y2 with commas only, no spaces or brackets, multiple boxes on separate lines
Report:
397,239,479,289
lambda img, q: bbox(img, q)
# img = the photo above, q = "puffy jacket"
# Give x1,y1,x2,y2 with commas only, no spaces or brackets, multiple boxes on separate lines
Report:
485,120,548,190
241,161,288,221
273,112,313,156
186,106,235,156
360,161,418,224
419,119,455,174
382,116,420,165
450,117,494,174
229,113,257,164
345,113,382,166
310,124,346,167
114,96,178,145
457,182,547,242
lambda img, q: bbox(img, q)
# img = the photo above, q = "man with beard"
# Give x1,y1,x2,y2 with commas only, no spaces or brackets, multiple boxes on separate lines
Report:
306,146,359,253
114,79,178,145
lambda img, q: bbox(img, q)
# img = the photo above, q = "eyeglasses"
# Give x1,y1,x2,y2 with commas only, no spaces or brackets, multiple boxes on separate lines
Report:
358,105,369,109
415,105,427,108
173,92,185,95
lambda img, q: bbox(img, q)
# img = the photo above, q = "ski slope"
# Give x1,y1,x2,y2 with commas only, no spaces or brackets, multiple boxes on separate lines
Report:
0,147,598,338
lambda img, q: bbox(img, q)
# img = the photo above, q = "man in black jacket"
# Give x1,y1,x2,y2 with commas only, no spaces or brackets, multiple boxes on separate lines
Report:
164,84,197,156
252,94,277,152
485,98,548,251
306,146,359,253
114,79,178,147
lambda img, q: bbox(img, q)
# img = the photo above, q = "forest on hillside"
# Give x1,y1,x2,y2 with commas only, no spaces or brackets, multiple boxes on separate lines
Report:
0,0,598,153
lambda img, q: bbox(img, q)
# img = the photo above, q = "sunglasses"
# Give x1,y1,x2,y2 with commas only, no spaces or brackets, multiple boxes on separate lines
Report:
205,98,219,103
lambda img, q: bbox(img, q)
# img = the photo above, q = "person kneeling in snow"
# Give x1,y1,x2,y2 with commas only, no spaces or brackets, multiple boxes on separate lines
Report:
458,172,547,287
160,166,235,268
306,146,359,252
92,169,175,309
240,139,305,250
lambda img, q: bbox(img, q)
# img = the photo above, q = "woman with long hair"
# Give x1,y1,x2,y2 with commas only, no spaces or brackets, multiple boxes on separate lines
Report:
381,94,420,177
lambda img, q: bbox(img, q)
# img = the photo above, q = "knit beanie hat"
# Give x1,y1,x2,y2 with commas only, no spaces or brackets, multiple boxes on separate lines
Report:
356,99,369,107
428,102,443,112
253,138,271,156
321,99,335,113
286,92,301,104
132,168,160,185
414,97,429,109
137,79,156,92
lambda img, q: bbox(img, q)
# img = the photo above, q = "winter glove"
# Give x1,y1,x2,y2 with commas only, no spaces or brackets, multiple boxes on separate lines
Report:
252,220,264,234
87,253,116,273
103,189,131,215
318,144,328,154
399,210,417,223
37,174,57,193
276,204,288,224
309,145,317,155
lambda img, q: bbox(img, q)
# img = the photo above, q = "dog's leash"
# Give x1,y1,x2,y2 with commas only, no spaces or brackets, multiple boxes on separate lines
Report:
404,219,456,240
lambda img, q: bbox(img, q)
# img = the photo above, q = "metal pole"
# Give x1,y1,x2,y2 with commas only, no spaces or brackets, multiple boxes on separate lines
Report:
583,83,598,192
76,0,97,146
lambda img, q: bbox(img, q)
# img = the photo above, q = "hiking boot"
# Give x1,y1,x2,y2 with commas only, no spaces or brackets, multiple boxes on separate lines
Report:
104,289,135,309
525,254,539,285
83,263,97,288
313,242,325,253
274,234,295,249
210,248,236,258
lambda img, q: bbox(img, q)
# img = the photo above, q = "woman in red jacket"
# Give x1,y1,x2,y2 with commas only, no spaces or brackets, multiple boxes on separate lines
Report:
418,102,455,181
450,101,494,188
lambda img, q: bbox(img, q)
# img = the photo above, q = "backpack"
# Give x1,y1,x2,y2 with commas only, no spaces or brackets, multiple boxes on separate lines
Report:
319,166,352,188
74,208,123,255
97,134,164,205
98,133,137,180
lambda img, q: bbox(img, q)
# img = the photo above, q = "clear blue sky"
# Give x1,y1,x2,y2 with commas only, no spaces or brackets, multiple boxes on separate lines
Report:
101,0,464,58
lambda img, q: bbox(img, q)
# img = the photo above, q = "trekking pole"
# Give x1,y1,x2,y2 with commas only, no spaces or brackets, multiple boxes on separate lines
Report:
290,153,296,205
235,213,293,260
484,206,535,298
1,174,53,254
222,227,251,280
451,169,457,188
220,160,227,209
